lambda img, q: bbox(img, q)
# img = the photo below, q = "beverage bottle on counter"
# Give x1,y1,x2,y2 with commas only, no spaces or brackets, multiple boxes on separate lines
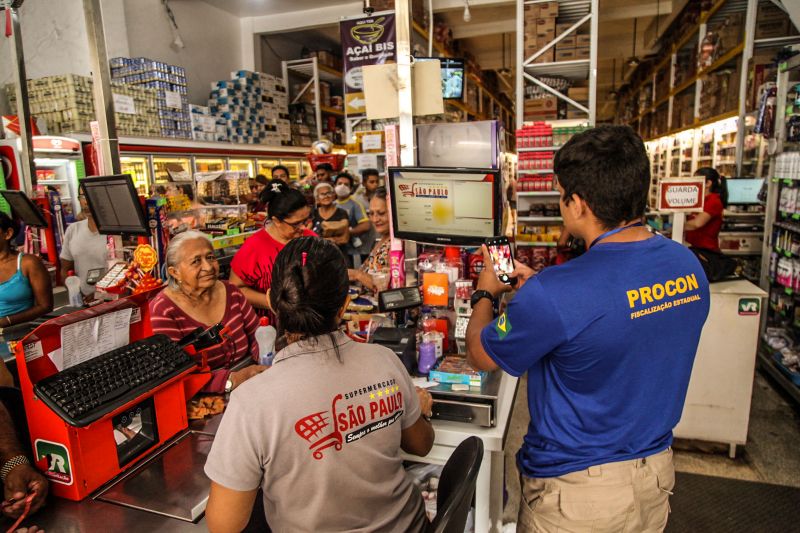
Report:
418,342,437,375
65,270,82,307
255,317,277,366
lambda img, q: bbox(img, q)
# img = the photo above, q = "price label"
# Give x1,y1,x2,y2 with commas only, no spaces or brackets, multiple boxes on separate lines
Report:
112,94,136,115
165,90,183,110
362,133,382,151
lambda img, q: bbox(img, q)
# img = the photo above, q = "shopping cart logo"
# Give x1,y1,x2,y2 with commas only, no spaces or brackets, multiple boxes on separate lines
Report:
34,439,73,486
738,298,760,316
397,182,448,199
295,394,345,460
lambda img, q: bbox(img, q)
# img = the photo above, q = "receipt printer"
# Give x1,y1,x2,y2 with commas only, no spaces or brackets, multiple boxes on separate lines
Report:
370,327,417,374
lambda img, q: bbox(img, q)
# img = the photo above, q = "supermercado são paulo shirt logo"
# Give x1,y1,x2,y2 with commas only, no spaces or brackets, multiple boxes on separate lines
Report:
626,273,703,320
294,379,404,460
34,439,73,485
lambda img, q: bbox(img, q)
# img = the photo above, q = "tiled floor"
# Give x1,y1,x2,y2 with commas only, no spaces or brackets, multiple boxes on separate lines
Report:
501,371,800,523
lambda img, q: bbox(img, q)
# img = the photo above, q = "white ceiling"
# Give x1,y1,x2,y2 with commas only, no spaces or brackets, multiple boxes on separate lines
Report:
199,0,349,17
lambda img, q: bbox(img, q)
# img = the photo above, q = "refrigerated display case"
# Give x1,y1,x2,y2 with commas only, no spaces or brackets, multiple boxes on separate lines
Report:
153,156,192,184
0,136,85,219
256,158,310,181
195,158,225,173
120,156,151,196
229,159,255,177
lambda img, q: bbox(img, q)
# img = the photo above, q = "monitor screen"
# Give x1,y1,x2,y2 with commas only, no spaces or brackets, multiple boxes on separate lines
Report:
725,178,764,205
0,190,48,227
415,57,465,99
81,175,149,236
387,167,500,246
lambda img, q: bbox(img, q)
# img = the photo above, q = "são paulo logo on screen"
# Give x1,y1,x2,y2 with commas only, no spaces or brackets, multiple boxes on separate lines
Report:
398,182,449,199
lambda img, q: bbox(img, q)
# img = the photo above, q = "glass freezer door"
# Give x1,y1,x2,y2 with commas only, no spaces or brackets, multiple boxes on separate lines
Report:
153,157,192,184
228,159,255,177
121,156,151,196
194,158,225,173
256,159,280,178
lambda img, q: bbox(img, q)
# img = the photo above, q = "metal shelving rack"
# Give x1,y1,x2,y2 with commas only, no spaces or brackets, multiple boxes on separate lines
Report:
282,57,344,140
515,0,599,129
758,50,800,405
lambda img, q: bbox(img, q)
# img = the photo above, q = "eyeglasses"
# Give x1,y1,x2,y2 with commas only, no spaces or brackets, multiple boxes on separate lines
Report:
280,216,312,229
318,191,335,198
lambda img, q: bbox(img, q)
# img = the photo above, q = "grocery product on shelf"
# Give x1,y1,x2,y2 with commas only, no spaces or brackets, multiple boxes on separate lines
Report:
208,70,291,146
110,57,191,139
189,105,227,143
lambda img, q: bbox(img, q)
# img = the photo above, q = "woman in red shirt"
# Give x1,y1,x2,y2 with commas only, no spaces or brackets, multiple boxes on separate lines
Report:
150,231,265,393
229,180,315,317
685,167,726,251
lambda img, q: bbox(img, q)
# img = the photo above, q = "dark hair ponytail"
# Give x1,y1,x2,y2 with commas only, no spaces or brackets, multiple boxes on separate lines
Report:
696,167,728,208
259,179,309,220
270,236,349,341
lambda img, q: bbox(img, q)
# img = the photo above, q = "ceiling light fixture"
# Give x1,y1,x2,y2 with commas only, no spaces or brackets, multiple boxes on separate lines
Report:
626,18,640,68
362,0,374,15
463,0,471,23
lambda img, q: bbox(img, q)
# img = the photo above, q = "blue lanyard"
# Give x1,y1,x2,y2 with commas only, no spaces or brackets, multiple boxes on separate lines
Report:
589,222,644,248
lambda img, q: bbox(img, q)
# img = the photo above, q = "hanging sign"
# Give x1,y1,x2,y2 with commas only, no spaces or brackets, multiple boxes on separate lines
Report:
340,13,396,115
164,90,183,110
658,179,705,212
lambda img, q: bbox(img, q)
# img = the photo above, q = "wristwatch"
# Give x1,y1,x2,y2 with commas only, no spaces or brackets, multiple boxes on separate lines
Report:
224,378,234,394
0,455,30,483
470,289,497,309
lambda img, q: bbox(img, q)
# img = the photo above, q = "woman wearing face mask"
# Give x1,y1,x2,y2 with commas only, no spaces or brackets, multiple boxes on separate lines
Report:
311,183,350,252
205,236,434,533
150,231,266,393
229,180,315,318
333,173,371,267
349,187,391,292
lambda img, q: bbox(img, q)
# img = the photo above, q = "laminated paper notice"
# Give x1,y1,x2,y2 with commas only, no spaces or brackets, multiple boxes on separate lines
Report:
60,308,133,370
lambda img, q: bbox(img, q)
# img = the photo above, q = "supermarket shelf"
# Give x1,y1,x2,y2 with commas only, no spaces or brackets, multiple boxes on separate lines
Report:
517,146,562,152
447,99,484,119
525,59,590,82
320,106,345,117
518,216,563,223
210,230,258,251
644,110,738,142
37,179,69,184
723,210,764,217
722,249,761,256
757,351,800,407
517,191,560,197
518,169,555,175
755,35,800,50
412,21,450,58
516,241,558,247
286,61,342,84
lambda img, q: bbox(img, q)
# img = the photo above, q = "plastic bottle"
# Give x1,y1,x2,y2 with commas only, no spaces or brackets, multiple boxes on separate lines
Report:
65,270,82,307
255,317,277,366
418,342,437,375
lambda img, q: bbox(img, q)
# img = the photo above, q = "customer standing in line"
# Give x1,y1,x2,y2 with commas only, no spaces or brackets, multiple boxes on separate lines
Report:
229,181,315,319
311,182,350,254
333,172,371,267
205,237,434,532
466,126,710,532
0,213,52,328
60,192,108,302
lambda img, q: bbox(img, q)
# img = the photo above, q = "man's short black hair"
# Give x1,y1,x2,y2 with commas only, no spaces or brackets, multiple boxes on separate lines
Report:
270,165,290,179
554,125,650,230
335,172,355,189
316,163,334,172
361,168,380,180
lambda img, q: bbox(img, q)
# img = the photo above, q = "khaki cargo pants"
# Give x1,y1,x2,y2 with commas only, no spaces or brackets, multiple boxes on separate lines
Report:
518,448,675,532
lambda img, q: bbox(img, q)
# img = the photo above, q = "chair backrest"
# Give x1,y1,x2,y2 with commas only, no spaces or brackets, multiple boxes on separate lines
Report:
426,436,484,533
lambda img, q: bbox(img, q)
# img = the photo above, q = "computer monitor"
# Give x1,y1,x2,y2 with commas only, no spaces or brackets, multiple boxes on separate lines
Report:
0,190,48,227
415,57,465,99
725,178,764,205
81,174,149,236
387,167,501,246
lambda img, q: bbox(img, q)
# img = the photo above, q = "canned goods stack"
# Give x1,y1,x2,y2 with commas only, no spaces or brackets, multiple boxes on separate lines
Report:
189,105,228,143
110,57,192,139
207,70,291,145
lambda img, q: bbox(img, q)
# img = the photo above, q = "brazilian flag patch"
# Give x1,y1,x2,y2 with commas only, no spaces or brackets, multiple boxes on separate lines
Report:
495,313,511,340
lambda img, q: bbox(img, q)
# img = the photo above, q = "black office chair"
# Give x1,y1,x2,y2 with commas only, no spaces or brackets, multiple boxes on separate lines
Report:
426,436,484,533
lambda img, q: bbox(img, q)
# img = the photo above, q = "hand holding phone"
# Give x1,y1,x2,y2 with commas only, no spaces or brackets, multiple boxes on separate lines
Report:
485,237,517,286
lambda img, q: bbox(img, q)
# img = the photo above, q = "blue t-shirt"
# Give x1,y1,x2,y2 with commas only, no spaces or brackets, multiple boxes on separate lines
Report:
481,235,710,478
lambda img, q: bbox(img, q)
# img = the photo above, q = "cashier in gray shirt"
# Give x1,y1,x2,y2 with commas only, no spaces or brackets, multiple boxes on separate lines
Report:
205,237,434,532
59,194,108,300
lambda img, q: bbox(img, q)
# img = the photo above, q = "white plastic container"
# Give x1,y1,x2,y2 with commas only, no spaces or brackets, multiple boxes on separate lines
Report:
65,270,82,307
255,317,277,366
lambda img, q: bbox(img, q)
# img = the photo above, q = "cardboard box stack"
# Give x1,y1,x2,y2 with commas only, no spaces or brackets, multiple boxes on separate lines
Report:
110,57,191,139
208,70,291,146
5,74,160,137
523,1,557,64
189,105,227,142
755,3,794,40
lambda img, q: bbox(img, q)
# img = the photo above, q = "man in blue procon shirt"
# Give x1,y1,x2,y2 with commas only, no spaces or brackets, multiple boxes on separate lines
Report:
466,125,710,532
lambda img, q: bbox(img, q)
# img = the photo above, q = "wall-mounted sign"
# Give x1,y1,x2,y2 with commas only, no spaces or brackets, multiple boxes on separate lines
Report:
340,13,396,115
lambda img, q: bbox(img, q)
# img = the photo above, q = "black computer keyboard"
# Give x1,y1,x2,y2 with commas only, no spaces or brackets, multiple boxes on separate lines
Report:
34,334,197,427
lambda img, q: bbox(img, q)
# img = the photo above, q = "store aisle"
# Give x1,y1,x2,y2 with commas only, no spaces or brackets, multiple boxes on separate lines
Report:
501,372,800,524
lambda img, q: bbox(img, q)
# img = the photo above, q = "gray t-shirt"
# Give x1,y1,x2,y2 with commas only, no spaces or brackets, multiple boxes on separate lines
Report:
205,331,427,532
59,219,108,295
